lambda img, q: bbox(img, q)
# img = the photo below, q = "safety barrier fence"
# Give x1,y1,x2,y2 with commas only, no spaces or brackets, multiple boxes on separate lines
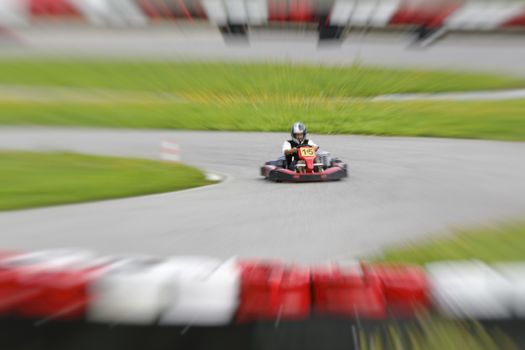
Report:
1,249,525,326
1,0,524,31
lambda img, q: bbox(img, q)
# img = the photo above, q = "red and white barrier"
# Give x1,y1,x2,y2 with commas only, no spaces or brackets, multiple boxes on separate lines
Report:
369,0,401,27
389,0,460,29
444,1,525,30
159,256,240,326
68,0,148,27
371,264,430,318
87,256,180,325
236,261,311,322
1,0,525,33
246,0,268,25
0,249,96,317
29,0,81,19
311,262,387,319
4,247,525,325
503,10,525,27
224,0,248,25
329,0,354,26
352,0,381,27
426,261,513,319
15,256,115,321
201,0,228,25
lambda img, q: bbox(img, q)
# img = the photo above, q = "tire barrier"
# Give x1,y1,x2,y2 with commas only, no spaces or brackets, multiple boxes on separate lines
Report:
311,262,386,319
3,249,525,326
2,250,525,349
236,261,311,323
0,250,100,320
159,257,239,326
369,264,430,318
427,260,514,319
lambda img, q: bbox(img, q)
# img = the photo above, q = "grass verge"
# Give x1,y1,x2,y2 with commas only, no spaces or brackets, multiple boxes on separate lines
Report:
1,60,524,141
378,222,525,265
1,98,524,141
0,60,523,97
0,151,214,211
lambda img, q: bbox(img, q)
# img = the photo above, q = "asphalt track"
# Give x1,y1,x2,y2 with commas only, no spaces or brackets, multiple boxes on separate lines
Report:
0,127,524,263
1,29,525,262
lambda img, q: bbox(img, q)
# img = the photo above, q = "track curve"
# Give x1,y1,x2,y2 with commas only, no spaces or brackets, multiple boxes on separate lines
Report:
0,127,524,263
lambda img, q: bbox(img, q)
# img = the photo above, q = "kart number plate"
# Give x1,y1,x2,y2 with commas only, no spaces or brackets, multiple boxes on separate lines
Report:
300,148,315,157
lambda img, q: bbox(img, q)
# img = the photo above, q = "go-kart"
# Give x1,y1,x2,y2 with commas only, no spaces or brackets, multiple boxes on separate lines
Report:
261,145,348,182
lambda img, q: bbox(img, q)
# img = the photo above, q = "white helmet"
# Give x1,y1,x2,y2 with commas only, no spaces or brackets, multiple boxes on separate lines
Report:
290,122,307,143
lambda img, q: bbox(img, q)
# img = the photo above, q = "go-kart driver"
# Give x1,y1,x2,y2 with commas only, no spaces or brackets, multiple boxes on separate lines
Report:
282,122,320,172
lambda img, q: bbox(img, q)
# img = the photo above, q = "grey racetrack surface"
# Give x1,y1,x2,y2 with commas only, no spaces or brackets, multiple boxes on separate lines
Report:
1,28,525,261
1,127,524,263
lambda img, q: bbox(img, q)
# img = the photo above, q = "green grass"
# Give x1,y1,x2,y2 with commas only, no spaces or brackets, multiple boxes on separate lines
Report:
375,222,525,349
378,222,525,265
0,60,524,141
0,151,214,211
0,98,524,141
374,222,525,349
0,60,523,97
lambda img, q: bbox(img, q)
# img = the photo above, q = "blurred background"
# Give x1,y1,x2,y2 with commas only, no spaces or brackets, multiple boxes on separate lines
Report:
0,1,525,350
1,0,525,41
0,0,524,71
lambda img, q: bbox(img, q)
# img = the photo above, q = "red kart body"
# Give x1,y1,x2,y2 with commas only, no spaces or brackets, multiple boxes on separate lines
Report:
296,146,317,173
261,146,348,183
